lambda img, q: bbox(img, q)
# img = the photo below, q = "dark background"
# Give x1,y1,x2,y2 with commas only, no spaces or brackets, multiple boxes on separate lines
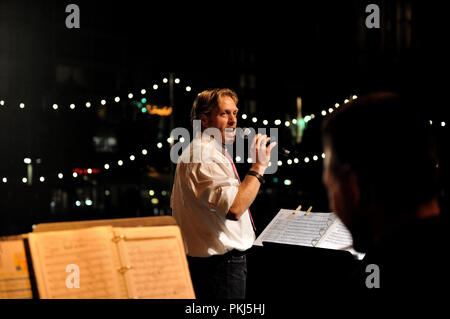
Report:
0,0,449,236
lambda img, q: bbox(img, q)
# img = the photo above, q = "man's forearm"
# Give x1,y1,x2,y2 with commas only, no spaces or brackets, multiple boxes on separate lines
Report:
226,172,263,221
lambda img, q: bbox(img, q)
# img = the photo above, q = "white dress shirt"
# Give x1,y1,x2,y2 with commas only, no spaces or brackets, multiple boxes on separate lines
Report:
170,135,255,257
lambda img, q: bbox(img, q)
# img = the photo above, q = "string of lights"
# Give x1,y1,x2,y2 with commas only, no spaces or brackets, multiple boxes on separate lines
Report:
239,95,359,126
1,146,327,185
239,95,447,128
1,93,446,185
0,76,192,111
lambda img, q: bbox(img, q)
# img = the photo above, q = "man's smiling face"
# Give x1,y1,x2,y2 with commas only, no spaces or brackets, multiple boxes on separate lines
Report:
202,95,238,144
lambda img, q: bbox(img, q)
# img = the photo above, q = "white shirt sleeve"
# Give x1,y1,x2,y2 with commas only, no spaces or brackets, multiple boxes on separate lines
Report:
187,162,239,218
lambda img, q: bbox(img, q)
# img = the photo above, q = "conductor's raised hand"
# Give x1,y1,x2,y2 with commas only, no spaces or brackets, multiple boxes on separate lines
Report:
250,134,277,175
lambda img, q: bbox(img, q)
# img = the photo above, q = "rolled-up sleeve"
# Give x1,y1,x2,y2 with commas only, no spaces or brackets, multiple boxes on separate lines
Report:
188,162,239,218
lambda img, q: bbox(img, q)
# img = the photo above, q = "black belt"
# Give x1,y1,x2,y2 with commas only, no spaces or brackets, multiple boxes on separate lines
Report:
224,249,246,257
188,249,246,262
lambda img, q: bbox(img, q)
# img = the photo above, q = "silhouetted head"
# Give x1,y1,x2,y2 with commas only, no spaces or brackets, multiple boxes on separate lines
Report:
322,92,440,252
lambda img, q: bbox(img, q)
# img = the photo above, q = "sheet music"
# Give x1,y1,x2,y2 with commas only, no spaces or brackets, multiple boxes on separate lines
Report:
0,240,33,299
316,219,353,249
314,218,365,260
114,226,195,299
254,209,335,247
28,226,125,298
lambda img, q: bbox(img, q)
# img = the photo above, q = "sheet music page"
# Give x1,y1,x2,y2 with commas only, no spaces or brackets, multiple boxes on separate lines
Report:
254,209,335,247
0,240,33,299
316,218,366,260
113,226,195,299
28,226,126,298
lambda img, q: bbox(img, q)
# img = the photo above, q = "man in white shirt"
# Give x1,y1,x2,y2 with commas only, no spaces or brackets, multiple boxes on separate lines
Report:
171,88,276,298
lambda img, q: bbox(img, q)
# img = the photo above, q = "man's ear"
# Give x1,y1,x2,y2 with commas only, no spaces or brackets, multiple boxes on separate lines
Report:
199,114,209,129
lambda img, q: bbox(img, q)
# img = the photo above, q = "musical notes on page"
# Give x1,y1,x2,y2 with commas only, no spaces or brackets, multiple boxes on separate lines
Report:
254,209,336,247
0,240,33,299
28,226,124,299
113,226,195,299
316,220,366,260
254,209,365,260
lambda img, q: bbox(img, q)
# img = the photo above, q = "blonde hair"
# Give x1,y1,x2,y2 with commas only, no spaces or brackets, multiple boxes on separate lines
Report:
190,88,238,122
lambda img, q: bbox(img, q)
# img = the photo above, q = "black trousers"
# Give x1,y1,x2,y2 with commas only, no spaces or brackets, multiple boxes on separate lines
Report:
187,250,247,299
